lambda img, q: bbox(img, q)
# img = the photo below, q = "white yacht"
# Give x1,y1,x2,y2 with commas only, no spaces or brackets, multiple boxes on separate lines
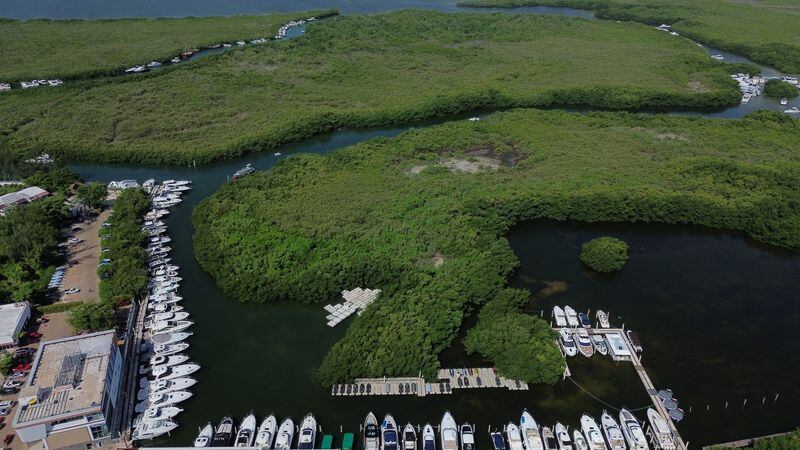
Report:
592,335,608,356
134,419,178,440
506,423,524,450
541,427,557,450
576,329,594,357
274,418,295,450
460,424,475,450
560,328,577,356
298,413,317,450
147,311,190,323
255,415,277,448
600,412,625,450
235,413,258,447
520,410,544,450
403,423,418,450
382,414,399,450
365,413,380,450
784,106,800,114
422,424,436,450
142,406,182,422
646,409,676,450
213,417,235,447
194,423,214,447
150,331,192,346
580,415,607,450
140,354,190,374
619,409,649,450
596,310,610,328
554,423,572,450
148,319,193,334
780,98,788,105
138,377,197,400
152,342,190,357
135,390,192,412
441,412,458,450
564,306,579,327
148,362,200,381
553,306,567,327
572,430,588,450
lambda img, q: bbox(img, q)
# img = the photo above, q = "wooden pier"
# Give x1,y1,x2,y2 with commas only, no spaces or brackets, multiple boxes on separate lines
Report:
330,368,528,397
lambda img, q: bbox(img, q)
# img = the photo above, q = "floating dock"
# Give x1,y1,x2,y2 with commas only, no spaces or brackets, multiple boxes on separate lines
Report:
330,368,528,397
325,288,381,327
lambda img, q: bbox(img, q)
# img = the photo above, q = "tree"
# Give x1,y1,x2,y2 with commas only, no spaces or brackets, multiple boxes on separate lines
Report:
763,79,799,99
580,236,629,272
76,182,107,210
68,302,116,332
23,167,79,194
0,352,13,376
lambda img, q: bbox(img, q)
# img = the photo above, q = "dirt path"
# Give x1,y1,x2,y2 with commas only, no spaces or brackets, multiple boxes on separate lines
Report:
59,209,112,303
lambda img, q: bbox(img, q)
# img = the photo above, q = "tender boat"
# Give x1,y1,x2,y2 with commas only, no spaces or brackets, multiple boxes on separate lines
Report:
600,412,625,450
520,410,544,450
365,413,381,450
255,415,278,448
441,412,458,450
142,406,182,422
506,423,524,450
382,414,399,450
541,427,557,450
491,431,507,450
591,335,608,356
275,418,295,450
580,415,607,450
235,413,257,447
564,306,579,327
298,414,317,450
596,310,610,328
403,424,417,450
572,430,588,450
194,423,214,447
423,424,436,450
619,409,649,450
553,306,567,327
553,424,571,450
560,328,577,357
576,329,594,357
134,419,178,440
460,424,475,450
212,417,235,447
646,409,676,450
578,312,591,328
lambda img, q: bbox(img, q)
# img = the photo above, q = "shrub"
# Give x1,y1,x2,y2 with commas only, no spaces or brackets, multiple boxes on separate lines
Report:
0,352,14,376
76,182,108,210
763,80,799,99
580,236,629,272
68,302,116,332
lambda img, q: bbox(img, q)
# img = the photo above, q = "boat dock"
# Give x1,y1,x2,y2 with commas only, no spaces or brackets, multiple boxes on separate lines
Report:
325,288,381,327
330,368,528,397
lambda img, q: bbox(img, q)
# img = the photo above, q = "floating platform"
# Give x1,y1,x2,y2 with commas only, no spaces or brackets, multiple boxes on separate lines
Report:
325,288,381,327
330,368,527,397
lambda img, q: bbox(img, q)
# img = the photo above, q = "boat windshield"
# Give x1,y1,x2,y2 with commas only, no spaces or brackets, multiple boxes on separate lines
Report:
366,426,379,438
384,431,398,444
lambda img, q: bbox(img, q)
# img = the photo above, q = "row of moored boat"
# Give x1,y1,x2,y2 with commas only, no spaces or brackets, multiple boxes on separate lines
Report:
131,179,197,440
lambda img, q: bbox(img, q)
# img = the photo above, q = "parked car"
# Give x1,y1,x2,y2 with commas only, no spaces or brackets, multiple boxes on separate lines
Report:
8,372,26,380
0,401,15,409
13,364,31,372
0,408,10,416
3,381,22,389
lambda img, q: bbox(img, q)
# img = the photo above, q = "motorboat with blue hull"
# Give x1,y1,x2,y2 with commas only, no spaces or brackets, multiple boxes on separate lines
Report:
491,431,507,450
423,424,436,450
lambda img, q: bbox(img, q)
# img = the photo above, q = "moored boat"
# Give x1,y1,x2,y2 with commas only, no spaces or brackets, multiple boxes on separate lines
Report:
646,409,676,450
506,423,524,450
255,414,277,448
520,410,544,450
365,413,380,450
596,310,610,328
441,412,458,450
576,329,594,357
212,417,235,447
403,424,418,450
142,406,182,422
232,163,256,181
235,413,257,447
423,424,436,450
194,423,214,447
591,335,608,356
298,413,317,450
553,306,567,327
491,431,507,450
461,424,475,450
134,419,178,440
600,411,625,450
580,415,607,450
564,306,579,327
554,423,571,450
382,414,399,450
572,430,588,450
541,427,557,450
619,409,649,450
560,328,577,357
274,417,295,450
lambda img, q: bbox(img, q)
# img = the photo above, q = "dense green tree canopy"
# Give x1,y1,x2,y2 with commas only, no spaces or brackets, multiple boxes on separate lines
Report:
76,182,108,210
579,236,629,272
763,80,799,99
68,302,116,332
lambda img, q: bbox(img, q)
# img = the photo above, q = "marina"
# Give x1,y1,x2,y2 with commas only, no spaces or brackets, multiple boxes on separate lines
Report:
330,369,528,398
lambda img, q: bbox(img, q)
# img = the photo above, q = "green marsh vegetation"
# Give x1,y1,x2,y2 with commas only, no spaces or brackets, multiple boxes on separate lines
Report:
579,236,629,272
458,0,800,73
193,109,800,384
0,11,337,81
1,10,742,165
763,80,799,99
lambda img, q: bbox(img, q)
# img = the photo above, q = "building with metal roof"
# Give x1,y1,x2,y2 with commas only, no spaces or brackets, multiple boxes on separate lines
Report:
0,302,30,348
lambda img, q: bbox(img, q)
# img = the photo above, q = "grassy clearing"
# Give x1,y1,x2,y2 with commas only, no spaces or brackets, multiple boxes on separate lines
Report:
458,0,800,73
0,10,741,165
0,11,336,81
192,109,800,383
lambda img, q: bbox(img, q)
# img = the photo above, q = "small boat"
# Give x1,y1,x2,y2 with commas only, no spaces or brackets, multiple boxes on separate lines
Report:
710,54,724,60
572,430,588,450
627,331,643,352
142,405,182,422
576,329,594,357
780,98,788,105
553,306,567,327
441,412,458,450
403,424,417,450
255,415,277,448
600,412,625,450
212,417,235,447
619,409,649,450
134,419,178,440
275,418,295,450
232,163,256,181
541,428,557,450
554,423,572,450
460,424,475,450
382,414,399,450
580,415,607,450
491,431,507,450
274,152,282,156
578,312,591,328
194,422,215,447
520,410,544,450
592,335,608,356
741,94,752,103
365,413,380,450
646,409,676,450
298,414,317,450
343,433,355,450
784,106,800,114
322,435,334,449
560,328,577,357
236,413,258,447
596,310,610,328
423,425,436,450
506,423,524,450
564,306,579,327
147,311,190,323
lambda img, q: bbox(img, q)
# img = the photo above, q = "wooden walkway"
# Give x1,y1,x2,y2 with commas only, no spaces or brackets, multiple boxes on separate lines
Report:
330,368,528,397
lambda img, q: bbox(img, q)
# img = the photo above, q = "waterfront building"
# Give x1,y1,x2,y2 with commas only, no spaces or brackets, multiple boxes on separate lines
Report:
0,302,31,348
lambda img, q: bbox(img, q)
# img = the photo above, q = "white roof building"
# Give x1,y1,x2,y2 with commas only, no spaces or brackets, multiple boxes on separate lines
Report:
0,302,31,347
